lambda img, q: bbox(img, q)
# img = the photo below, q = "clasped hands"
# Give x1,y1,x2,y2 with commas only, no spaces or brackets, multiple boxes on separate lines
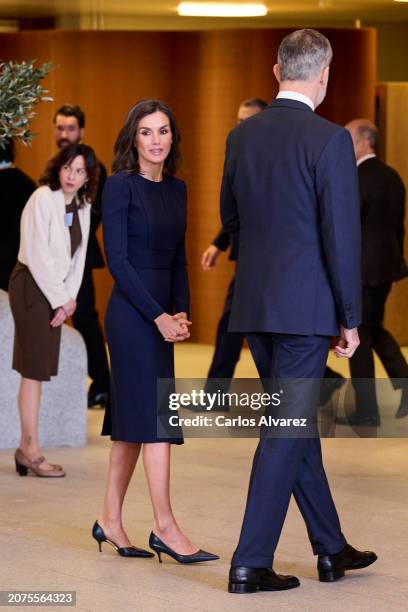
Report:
50,298,77,327
154,312,192,342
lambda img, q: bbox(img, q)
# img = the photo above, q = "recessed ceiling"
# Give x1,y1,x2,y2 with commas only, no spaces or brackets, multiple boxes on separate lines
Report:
0,0,407,25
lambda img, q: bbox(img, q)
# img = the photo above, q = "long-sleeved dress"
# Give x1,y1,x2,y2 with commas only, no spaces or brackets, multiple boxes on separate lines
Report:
101,172,189,443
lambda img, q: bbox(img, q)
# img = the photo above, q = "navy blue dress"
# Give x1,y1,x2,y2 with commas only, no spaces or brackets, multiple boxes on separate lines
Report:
101,172,189,444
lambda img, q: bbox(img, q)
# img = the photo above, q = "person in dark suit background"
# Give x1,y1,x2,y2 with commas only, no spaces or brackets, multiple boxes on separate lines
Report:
222,29,377,594
0,140,36,291
201,97,344,407
335,119,408,426
201,99,267,399
53,104,110,408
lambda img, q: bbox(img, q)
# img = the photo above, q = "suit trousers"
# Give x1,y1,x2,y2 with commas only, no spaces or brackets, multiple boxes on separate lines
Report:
72,264,110,394
206,276,339,394
350,283,408,417
206,276,245,390
231,332,346,568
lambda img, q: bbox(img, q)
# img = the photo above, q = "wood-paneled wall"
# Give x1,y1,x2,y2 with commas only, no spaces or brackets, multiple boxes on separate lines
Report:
1,28,379,343
377,83,408,344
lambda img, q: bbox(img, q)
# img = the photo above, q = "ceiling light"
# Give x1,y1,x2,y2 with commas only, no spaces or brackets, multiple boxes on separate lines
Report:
177,2,268,18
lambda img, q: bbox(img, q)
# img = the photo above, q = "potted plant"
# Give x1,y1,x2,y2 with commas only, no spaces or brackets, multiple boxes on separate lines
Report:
0,59,53,148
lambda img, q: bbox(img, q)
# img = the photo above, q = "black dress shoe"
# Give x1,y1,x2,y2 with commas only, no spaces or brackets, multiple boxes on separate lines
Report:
228,566,300,594
318,543,377,582
88,391,109,409
396,388,408,419
92,521,154,558
335,413,380,427
149,532,219,564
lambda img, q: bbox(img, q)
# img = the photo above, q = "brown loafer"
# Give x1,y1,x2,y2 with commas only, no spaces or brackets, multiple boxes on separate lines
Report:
14,448,66,478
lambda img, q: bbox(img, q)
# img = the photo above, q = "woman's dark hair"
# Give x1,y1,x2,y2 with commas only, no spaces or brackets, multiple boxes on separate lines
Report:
112,99,181,175
39,143,99,206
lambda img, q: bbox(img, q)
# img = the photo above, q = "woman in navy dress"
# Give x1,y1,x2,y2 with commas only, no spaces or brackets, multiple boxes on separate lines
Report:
93,100,218,564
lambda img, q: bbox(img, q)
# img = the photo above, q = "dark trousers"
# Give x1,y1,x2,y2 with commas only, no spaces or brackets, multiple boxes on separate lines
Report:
206,275,339,392
72,265,110,394
350,283,408,417
231,333,346,568
206,276,244,390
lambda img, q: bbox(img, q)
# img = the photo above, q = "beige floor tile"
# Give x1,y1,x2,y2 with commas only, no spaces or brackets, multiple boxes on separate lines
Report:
1,344,407,611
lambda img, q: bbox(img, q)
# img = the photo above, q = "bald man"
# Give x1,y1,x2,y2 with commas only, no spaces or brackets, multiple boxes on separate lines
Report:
337,119,408,425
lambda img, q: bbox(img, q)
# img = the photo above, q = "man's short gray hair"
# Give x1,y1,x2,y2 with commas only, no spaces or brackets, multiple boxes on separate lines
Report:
278,29,333,82
356,123,379,149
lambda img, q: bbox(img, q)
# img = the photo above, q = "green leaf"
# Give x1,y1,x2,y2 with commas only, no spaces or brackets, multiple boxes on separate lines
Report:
0,59,55,147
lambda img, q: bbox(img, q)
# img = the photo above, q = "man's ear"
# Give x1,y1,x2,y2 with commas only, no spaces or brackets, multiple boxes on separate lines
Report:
321,65,330,85
79,128,85,141
273,64,280,84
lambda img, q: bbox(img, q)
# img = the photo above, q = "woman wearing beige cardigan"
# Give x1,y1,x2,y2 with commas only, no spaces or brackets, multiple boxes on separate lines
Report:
9,143,99,477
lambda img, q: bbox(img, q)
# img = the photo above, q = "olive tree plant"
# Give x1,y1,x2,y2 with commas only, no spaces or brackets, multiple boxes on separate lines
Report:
0,59,53,148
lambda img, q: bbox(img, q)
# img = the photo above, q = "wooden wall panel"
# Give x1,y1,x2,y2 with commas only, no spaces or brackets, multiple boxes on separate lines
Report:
0,28,379,344
318,28,377,124
377,83,408,344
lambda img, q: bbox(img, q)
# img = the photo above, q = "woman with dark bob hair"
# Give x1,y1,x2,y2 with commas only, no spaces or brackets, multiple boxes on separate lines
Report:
93,100,218,563
9,143,98,478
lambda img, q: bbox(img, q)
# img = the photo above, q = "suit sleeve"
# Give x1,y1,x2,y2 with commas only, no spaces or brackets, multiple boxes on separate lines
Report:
397,184,406,254
102,175,164,322
172,183,190,315
212,227,231,251
315,128,362,329
220,132,239,244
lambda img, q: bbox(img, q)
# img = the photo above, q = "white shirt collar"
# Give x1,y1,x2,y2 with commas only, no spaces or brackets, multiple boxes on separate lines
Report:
276,90,315,111
0,161,13,169
357,153,376,167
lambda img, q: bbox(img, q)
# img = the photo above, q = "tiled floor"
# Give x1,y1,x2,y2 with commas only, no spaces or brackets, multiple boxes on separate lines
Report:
0,344,407,611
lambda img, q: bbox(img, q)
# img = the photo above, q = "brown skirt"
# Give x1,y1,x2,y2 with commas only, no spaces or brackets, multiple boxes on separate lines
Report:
8,262,61,381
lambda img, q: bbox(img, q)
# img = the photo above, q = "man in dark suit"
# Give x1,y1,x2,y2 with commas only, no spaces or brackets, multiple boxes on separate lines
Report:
201,97,344,408
201,98,344,409
335,119,408,425
221,29,377,593
54,104,110,408
0,139,36,290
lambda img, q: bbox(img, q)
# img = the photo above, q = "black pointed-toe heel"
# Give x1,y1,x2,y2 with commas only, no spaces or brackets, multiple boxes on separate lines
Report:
92,521,154,558
149,532,219,564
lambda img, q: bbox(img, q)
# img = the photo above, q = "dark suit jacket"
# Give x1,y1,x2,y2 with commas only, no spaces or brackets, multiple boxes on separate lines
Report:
212,227,238,261
221,98,362,336
85,160,107,270
0,166,36,290
358,156,407,287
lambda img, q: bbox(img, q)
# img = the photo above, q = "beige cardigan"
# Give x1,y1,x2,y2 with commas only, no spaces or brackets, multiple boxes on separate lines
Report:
17,185,91,309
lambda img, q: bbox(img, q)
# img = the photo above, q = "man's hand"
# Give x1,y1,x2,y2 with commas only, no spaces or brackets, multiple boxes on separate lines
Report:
334,326,360,358
201,245,221,271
